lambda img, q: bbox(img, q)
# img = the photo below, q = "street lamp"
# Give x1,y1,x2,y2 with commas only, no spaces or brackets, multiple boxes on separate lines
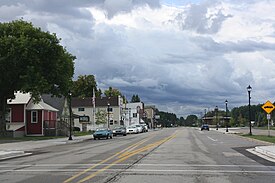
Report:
107,102,110,129
215,106,218,130
68,91,73,140
247,85,252,135
225,100,228,132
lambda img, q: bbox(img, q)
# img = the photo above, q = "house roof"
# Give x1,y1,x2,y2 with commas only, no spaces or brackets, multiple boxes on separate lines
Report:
27,101,58,111
7,91,31,104
71,96,119,107
41,94,65,116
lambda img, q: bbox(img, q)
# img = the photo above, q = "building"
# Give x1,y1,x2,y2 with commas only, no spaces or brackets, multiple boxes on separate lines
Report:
144,105,157,129
71,96,124,131
6,92,58,137
124,102,144,127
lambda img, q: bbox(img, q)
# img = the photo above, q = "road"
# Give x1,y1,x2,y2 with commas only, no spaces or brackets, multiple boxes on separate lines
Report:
0,128,275,183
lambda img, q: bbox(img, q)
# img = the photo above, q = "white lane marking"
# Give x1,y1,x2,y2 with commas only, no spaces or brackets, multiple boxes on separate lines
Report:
207,136,218,142
247,148,275,163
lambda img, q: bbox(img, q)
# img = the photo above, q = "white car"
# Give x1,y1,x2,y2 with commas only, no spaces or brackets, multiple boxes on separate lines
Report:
126,126,138,134
134,124,143,133
140,124,148,132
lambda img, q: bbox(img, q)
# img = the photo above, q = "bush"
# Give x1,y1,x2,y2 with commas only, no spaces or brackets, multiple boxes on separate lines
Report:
73,127,81,131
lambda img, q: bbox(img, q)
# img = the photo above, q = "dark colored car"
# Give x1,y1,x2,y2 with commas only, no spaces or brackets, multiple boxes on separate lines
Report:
93,128,113,140
201,124,209,131
112,126,127,136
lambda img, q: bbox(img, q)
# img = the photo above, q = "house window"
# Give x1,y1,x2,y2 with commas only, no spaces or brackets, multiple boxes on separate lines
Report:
107,107,113,112
133,113,137,118
110,120,114,125
78,108,85,111
31,111,38,123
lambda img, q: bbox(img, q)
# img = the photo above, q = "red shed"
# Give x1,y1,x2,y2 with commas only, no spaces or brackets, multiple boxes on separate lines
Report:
7,92,58,137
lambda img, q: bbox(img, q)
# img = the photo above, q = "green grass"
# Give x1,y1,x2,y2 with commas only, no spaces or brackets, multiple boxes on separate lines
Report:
255,126,275,130
73,131,93,136
241,134,275,143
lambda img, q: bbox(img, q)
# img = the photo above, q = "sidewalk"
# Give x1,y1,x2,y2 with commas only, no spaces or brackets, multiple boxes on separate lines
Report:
212,127,275,163
0,135,93,161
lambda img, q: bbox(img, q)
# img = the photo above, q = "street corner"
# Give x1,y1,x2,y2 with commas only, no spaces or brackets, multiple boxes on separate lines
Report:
0,150,32,161
247,145,275,163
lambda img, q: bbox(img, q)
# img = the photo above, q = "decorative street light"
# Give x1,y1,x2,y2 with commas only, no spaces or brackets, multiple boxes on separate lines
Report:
215,106,218,130
247,85,252,135
68,91,73,140
225,100,228,132
107,102,110,129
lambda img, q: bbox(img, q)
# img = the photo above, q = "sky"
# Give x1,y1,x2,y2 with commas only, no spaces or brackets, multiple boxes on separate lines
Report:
1,0,275,117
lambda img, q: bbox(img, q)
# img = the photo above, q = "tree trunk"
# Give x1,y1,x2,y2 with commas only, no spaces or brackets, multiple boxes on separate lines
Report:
0,96,7,137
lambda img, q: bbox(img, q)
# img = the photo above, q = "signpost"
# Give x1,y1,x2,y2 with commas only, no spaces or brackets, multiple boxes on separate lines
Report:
261,101,275,137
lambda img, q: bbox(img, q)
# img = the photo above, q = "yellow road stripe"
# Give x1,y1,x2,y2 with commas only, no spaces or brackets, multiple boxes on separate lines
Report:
77,132,177,183
63,136,153,183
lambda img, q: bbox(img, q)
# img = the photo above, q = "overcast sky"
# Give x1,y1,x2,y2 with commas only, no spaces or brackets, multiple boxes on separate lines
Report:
1,0,275,117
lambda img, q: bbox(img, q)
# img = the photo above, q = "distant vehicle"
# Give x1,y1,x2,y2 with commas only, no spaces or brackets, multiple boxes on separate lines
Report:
113,126,127,136
134,124,143,133
201,124,209,131
93,128,113,140
140,124,148,132
126,126,138,134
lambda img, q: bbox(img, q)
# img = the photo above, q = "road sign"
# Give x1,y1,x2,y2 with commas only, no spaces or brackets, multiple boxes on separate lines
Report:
262,101,275,114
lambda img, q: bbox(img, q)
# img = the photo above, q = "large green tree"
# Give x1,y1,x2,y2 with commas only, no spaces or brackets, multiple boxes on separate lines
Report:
72,75,101,98
104,87,122,97
0,20,75,136
131,94,141,102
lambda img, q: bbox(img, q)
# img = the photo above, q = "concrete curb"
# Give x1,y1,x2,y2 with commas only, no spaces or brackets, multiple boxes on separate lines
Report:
0,151,32,161
255,146,275,159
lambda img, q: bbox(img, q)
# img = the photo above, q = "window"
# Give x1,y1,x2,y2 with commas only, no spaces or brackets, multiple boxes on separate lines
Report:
31,111,38,123
133,113,137,118
78,108,85,111
110,120,114,125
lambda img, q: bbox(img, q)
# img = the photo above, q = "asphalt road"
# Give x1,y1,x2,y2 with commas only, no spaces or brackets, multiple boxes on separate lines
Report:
0,128,275,183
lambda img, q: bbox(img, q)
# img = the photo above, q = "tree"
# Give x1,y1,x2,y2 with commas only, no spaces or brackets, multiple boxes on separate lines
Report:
185,115,198,126
0,20,75,136
104,87,122,97
72,75,101,98
95,110,107,125
131,94,141,102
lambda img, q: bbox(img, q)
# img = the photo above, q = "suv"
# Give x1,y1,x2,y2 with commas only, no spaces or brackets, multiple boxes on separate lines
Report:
201,124,209,131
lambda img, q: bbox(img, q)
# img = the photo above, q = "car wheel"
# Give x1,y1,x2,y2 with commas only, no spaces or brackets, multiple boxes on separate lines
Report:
94,137,96,140
106,135,109,139
123,134,126,136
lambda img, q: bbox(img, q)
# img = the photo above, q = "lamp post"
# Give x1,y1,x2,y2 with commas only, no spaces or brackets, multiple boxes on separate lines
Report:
215,106,218,130
225,100,228,132
68,91,73,140
247,85,252,135
107,102,110,129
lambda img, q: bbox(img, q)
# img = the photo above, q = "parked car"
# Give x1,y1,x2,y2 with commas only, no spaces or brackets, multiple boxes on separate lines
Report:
126,126,138,134
93,128,113,140
134,124,143,133
113,126,127,136
140,124,148,132
201,124,209,131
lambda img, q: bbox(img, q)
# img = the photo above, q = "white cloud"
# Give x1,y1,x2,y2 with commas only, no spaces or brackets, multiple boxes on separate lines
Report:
1,0,275,117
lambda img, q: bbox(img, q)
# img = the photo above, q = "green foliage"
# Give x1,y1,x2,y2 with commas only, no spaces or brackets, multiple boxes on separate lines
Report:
0,20,75,135
185,115,198,126
131,94,141,102
104,87,122,97
158,111,178,127
72,75,101,98
0,20,75,100
95,110,107,125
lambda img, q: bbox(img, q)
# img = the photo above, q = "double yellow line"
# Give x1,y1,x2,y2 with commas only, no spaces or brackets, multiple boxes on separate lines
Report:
64,132,177,183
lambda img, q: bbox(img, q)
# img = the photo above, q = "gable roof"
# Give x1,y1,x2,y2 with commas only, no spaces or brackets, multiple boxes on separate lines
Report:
27,101,58,111
7,91,31,104
41,94,65,116
71,96,119,107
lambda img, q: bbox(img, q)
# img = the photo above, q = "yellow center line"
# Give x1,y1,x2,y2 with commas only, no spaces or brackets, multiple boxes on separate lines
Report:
77,132,178,183
63,135,154,183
